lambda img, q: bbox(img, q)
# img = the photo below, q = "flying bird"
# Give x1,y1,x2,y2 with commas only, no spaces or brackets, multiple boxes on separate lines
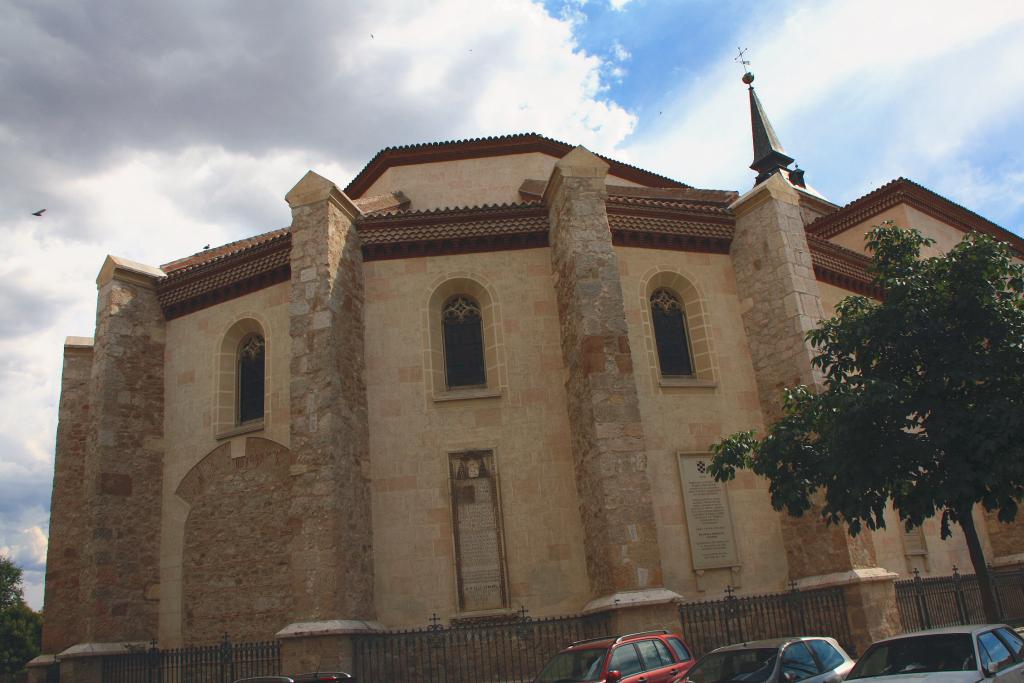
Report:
32,209,46,216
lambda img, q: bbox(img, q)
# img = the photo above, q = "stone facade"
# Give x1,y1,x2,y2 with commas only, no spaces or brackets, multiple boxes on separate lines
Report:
40,134,1022,667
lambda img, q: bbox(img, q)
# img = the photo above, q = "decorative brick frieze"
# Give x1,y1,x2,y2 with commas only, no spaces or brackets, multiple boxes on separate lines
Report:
81,257,166,643
41,338,93,653
285,171,375,621
545,147,666,598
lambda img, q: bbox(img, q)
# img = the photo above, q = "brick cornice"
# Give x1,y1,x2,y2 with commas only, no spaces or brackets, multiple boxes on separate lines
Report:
344,133,689,198
807,236,880,298
807,177,1024,255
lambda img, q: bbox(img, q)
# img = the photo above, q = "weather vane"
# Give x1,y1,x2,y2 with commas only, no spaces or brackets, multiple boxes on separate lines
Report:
735,46,755,85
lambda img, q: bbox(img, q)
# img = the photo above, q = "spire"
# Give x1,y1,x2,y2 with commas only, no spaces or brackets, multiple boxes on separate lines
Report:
742,70,797,186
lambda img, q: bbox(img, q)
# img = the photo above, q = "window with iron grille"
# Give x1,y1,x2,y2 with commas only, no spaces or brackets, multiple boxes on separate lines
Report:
443,296,486,388
651,288,693,376
237,333,265,423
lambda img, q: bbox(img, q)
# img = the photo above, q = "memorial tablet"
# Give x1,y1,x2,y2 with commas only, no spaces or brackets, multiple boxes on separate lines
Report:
449,450,509,612
678,454,739,570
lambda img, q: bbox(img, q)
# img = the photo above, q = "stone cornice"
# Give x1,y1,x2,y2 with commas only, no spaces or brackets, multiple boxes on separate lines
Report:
807,177,1024,255
96,255,165,289
344,133,689,198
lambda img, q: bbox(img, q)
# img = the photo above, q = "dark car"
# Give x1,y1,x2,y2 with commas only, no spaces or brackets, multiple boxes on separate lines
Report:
233,673,352,683
533,629,697,683
685,637,853,683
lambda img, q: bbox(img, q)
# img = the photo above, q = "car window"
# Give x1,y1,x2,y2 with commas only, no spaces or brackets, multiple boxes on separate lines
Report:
635,639,673,669
996,628,1024,660
808,640,846,671
979,632,1015,673
668,637,693,662
610,643,644,676
782,642,820,681
533,648,608,683
687,648,778,683
847,634,975,679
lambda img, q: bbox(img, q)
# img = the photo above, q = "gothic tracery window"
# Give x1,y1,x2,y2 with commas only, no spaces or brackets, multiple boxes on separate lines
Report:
443,296,486,388
237,334,265,423
651,288,693,376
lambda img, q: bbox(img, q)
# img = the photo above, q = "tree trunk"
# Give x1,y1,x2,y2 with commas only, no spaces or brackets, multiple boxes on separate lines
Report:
959,506,1001,623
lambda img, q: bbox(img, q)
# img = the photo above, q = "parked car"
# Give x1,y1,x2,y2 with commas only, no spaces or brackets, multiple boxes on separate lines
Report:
232,673,353,683
533,629,697,683
846,624,1024,683
684,637,854,683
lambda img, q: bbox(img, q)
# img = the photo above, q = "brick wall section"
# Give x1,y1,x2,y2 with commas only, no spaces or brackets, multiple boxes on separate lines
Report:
177,438,294,643
985,510,1024,561
545,148,664,596
41,341,92,653
81,263,165,642
285,172,375,620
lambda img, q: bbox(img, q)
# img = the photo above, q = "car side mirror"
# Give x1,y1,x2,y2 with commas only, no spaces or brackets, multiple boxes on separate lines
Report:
606,671,622,683
783,673,798,683
985,662,999,677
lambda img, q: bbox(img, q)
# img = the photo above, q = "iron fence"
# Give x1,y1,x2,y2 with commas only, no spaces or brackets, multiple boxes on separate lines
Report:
895,565,1024,631
101,635,280,683
677,584,854,657
352,609,611,683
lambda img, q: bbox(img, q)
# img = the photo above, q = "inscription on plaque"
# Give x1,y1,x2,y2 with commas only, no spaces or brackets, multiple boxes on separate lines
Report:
678,454,739,570
449,450,508,612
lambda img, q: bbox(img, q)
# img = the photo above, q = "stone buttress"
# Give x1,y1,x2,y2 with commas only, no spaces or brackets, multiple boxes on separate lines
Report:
80,257,167,644
729,173,900,651
544,147,679,627
278,172,377,672
40,337,94,654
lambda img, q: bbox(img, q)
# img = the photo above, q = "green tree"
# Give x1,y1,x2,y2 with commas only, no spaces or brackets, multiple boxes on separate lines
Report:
710,223,1024,623
0,555,43,675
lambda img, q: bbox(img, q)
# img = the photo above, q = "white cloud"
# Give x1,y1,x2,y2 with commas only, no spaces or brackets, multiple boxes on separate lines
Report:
623,0,1024,210
609,0,633,10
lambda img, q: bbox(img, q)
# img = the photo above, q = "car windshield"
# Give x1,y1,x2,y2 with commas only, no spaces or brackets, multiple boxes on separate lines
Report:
688,648,779,683
847,634,977,679
534,648,607,683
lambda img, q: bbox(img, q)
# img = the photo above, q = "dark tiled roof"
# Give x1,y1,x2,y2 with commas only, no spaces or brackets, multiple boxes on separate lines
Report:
161,228,289,274
344,133,689,198
807,177,1023,254
807,236,877,296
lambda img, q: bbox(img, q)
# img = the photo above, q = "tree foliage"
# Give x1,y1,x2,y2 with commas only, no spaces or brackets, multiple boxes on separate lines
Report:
0,555,42,675
710,224,1024,617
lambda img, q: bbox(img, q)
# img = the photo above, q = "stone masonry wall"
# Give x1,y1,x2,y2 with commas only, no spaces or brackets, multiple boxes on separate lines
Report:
81,267,165,642
985,510,1024,562
546,148,664,597
41,342,92,653
286,173,374,621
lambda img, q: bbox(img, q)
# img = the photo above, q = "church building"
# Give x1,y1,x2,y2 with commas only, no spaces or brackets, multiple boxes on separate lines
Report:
39,74,1024,673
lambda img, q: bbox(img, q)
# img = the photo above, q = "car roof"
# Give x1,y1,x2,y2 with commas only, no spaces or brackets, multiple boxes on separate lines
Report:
566,631,685,651
870,624,1012,644
710,636,835,652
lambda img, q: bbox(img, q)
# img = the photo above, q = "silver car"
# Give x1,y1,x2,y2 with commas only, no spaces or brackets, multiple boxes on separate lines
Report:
846,624,1024,683
686,637,854,683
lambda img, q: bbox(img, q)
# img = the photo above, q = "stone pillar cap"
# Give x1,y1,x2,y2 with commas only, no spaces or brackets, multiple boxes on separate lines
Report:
26,654,58,668
58,641,149,659
285,170,362,219
581,587,683,615
276,619,386,639
96,255,165,288
542,146,610,206
64,336,94,349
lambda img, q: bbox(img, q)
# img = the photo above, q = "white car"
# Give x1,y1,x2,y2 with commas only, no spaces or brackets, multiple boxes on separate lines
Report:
845,624,1024,683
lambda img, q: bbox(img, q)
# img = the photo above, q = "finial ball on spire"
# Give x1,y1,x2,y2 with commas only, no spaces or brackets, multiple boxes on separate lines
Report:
742,71,755,85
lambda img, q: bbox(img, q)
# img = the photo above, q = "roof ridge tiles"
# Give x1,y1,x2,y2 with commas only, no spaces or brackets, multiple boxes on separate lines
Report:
361,200,545,221
161,228,290,280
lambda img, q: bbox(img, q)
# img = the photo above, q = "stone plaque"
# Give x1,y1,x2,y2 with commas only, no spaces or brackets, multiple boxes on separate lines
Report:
449,450,508,612
678,454,739,570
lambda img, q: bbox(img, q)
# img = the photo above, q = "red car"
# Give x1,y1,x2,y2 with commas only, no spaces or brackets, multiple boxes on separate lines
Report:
533,629,697,683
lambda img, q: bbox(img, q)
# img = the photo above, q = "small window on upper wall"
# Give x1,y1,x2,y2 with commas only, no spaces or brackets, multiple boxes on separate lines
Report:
650,288,693,376
443,296,486,388
237,334,265,424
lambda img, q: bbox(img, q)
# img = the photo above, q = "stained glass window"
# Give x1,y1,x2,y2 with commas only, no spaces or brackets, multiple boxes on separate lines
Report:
238,334,265,423
443,296,486,388
651,289,693,376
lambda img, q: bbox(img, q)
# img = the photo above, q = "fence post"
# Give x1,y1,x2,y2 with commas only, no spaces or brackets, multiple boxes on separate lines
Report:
220,633,233,683
952,567,968,624
989,565,1006,621
913,569,932,629
724,586,739,644
788,581,806,634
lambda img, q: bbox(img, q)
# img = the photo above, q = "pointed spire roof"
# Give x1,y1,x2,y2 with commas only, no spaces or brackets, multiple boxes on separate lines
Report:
743,72,795,185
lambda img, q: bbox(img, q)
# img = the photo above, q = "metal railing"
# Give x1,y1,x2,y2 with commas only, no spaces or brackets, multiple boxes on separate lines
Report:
101,634,281,683
352,609,611,683
678,584,854,657
895,565,1024,631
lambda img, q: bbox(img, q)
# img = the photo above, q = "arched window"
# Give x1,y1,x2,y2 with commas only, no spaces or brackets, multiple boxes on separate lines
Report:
443,296,486,388
237,334,265,423
650,288,693,376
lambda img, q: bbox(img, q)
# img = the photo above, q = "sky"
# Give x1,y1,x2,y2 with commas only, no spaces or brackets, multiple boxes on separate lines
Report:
1,0,1023,612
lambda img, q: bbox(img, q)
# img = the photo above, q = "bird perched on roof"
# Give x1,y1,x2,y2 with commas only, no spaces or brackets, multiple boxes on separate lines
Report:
203,244,210,250
32,209,46,216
